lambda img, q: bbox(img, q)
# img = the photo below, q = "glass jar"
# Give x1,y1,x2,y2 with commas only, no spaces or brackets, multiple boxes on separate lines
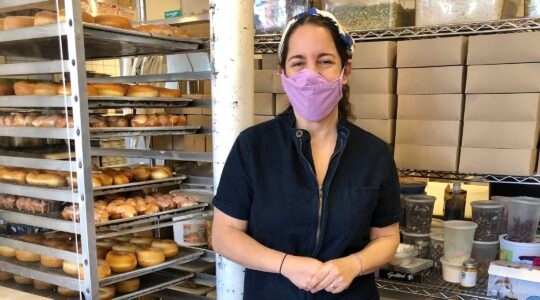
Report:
444,183,467,221
460,258,477,288
323,0,415,31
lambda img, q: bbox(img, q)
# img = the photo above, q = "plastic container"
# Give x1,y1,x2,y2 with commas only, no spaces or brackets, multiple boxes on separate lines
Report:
415,0,521,26
440,256,462,283
443,220,478,265
254,0,312,34
323,0,415,31
499,234,540,262
404,195,435,234
470,200,503,242
471,240,499,278
389,243,418,266
506,197,540,243
430,232,444,270
402,230,430,259
172,217,207,247
490,196,510,235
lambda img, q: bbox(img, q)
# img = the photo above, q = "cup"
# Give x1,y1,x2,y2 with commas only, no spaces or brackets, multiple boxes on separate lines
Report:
507,197,540,243
401,230,430,259
470,200,503,241
404,195,435,234
490,196,510,235
471,240,499,278
443,220,477,265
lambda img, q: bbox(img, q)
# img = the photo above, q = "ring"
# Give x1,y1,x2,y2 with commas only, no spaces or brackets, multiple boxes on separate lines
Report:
332,285,337,289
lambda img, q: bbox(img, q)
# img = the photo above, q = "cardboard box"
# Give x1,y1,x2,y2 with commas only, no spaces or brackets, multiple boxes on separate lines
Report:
349,68,396,94
397,94,463,120
397,66,464,95
462,121,540,149
254,115,274,125
151,136,173,150
273,72,285,93
487,261,540,300
261,54,279,70
395,120,461,146
181,107,203,115
394,144,459,171
184,135,206,152
350,94,396,119
352,41,396,69
275,93,290,114
254,93,275,116
460,148,537,176
465,94,540,121
353,119,395,144
468,32,540,65
205,135,212,153
466,63,540,93
254,70,274,93
397,36,468,67
173,136,184,151
186,115,212,127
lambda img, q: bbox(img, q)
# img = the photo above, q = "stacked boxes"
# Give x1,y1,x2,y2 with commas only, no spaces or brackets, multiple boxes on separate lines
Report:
462,32,540,175
349,41,397,146
394,37,467,171
255,54,282,125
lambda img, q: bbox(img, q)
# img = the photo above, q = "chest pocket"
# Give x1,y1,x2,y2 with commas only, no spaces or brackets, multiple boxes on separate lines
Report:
344,187,380,238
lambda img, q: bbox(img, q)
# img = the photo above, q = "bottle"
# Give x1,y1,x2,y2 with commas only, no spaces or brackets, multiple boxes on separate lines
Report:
443,182,467,220
461,258,477,288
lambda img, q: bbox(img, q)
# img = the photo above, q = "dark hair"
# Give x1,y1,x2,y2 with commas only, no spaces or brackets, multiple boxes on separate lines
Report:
278,14,352,121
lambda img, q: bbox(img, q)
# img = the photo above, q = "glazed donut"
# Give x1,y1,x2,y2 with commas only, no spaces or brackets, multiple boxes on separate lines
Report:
0,245,15,257
135,24,174,36
106,250,137,273
114,204,137,219
26,171,66,187
33,279,54,290
92,83,126,97
132,166,151,181
76,259,111,279
115,277,140,293
59,10,94,23
129,236,154,248
100,285,116,300
158,87,182,98
151,239,179,258
94,15,132,30
13,81,35,95
57,286,80,296
62,259,78,276
94,208,109,224
135,247,165,267
4,16,34,30
0,83,14,95
13,275,33,285
126,85,159,97
0,270,12,281
112,243,139,253
34,11,57,26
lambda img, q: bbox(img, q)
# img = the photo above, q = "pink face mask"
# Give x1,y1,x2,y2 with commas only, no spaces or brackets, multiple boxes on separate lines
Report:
280,69,343,122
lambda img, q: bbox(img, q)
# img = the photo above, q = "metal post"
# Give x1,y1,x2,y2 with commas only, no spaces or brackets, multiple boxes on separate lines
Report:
209,0,254,299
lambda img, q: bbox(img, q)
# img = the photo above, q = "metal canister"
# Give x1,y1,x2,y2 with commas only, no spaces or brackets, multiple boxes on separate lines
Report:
460,258,477,288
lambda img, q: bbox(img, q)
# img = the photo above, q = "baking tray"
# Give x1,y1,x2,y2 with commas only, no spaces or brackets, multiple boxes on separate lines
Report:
172,258,215,273
89,126,201,138
0,23,206,60
111,268,193,300
88,96,193,109
100,246,203,286
92,175,187,196
168,278,215,296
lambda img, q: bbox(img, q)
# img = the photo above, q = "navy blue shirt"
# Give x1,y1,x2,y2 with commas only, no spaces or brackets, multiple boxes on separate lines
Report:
214,112,401,300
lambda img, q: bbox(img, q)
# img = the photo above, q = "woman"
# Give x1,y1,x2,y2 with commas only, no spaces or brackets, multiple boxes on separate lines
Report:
212,8,401,299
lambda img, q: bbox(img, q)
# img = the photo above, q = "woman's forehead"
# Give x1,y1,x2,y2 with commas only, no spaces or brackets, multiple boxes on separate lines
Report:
287,24,337,56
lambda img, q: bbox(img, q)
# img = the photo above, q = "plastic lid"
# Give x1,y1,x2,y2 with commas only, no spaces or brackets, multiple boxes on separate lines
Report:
472,240,499,245
508,197,540,207
443,220,478,230
401,230,431,237
491,196,511,203
470,200,503,209
404,195,435,203
452,182,461,191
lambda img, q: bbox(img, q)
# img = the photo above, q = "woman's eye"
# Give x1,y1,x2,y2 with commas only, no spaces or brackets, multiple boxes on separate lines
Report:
320,60,334,65
290,62,303,67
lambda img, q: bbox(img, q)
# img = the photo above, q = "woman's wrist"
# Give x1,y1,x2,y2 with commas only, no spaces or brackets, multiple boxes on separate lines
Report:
278,253,288,275
350,253,365,276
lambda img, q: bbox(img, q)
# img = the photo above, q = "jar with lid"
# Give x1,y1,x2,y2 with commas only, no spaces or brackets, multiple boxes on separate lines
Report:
443,183,467,221
322,0,415,31
460,258,477,288
254,0,320,34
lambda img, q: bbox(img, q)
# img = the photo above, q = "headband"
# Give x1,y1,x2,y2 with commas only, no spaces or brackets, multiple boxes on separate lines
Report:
277,8,355,61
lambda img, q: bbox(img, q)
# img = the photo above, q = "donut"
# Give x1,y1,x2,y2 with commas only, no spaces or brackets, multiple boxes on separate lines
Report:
77,259,111,279
94,15,132,29
41,240,68,268
126,85,159,97
0,270,12,281
33,279,54,290
57,286,80,296
151,239,179,258
59,10,94,23
0,245,15,257
129,236,154,248
112,243,139,253
115,277,140,293
4,16,34,30
99,285,116,300
13,275,33,285
135,247,165,267
62,259,79,276
158,87,182,98
34,11,57,26
92,83,126,96
13,81,35,95
105,250,137,273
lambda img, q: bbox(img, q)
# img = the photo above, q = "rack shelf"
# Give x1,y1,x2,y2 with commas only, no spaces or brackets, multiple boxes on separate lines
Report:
398,169,540,185
254,17,540,53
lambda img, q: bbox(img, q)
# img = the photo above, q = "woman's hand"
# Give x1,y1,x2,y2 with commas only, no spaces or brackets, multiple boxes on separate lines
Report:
306,254,362,294
280,255,324,291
